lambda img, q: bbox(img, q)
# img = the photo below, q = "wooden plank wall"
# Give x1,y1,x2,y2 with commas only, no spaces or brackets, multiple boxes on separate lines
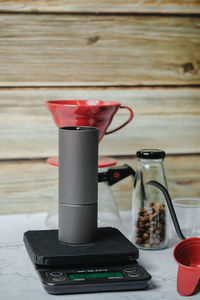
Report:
0,1,200,214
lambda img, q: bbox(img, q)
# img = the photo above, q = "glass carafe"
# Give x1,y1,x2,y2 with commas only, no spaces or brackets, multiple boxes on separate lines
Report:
98,167,122,231
131,149,168,250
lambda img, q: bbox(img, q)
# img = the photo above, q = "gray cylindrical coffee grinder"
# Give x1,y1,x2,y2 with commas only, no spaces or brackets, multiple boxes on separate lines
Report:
59,126,98,244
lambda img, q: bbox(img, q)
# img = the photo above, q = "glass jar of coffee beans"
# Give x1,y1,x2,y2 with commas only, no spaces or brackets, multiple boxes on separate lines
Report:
131,149,168,250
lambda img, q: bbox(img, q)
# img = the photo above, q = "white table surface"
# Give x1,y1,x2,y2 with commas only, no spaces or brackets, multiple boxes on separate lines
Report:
0,211,199,300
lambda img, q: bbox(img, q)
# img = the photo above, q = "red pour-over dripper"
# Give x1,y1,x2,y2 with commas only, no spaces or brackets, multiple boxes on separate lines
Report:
46,100,133,142
46,100,134,167
147,181,200,296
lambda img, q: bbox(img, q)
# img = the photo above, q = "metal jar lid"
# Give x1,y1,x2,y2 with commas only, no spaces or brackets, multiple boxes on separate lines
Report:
136,149,165,159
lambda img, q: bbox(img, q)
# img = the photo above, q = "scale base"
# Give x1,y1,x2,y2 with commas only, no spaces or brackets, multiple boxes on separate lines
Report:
24,227,151,295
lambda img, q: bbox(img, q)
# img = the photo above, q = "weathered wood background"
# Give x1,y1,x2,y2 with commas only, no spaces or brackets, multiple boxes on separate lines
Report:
0,1,200,214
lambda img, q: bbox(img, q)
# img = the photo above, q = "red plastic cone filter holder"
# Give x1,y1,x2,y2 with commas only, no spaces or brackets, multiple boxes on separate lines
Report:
174,238,200,296
46,100,134,142
46,100,134,167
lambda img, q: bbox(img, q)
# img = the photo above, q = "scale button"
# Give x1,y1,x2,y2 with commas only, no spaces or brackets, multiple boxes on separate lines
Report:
52,276,66,282
127,272,141,278
50,271,63,277
123,268,137,273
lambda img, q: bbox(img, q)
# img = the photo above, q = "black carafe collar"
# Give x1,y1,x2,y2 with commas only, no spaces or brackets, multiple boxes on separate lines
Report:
98,164,135,185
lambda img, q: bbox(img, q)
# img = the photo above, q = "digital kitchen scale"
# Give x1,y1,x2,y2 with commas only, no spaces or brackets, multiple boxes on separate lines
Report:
24,227,151,295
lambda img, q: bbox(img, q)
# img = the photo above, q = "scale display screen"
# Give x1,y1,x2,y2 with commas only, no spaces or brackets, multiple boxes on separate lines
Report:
69,272,123,280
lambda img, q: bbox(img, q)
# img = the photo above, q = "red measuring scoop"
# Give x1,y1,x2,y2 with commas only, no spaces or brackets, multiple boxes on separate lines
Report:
147,181,200,296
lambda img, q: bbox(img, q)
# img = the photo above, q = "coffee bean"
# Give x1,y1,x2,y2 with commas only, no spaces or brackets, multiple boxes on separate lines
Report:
142,233,149,240
143,215,149,222
151,212,157,220
138,216,145,222
151,221,156,226
139,208,146,215
137,221,145,228
154,203,161,210
145,222,150,228
136,237,142,244
155,229,162,235
152,225,157,232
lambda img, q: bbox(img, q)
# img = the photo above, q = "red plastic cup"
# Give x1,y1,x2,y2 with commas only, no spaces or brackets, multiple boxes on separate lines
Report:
46,100,134,142
147,181,200,297
173,238,200,296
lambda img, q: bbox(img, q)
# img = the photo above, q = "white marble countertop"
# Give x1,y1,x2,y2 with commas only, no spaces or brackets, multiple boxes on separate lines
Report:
0,212,199,300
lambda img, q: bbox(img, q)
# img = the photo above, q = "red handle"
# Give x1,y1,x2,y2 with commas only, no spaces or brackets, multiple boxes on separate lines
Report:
105,105,134,135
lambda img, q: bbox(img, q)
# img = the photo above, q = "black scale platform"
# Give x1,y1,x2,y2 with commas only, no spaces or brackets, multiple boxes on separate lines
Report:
24,227,151,294
24,227,139,265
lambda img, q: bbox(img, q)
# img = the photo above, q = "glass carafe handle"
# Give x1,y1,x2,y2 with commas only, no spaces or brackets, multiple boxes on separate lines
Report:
107,164,135,186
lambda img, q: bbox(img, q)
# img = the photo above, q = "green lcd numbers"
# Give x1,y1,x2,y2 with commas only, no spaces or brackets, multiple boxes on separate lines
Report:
69,272,123,280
